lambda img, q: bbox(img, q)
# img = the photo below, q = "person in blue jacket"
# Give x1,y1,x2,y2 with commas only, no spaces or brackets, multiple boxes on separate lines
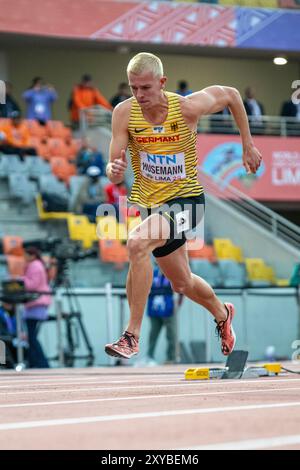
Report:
147,266,177,364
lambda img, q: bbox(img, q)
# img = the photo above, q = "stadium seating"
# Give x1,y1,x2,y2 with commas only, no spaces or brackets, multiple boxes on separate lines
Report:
218,259,247,287
187,240,217,261
46,120,72,139
69,175,85,211
96,216,127,241
213,238,244,262
50,157,76,184
25,119,47,138
98,239,129,263
27,157,52,179
6,255,26,277
245,258,276,286
36,193,69,221
67,214,95,249
190,259,222,287
8,173,38,204
2,236,24,257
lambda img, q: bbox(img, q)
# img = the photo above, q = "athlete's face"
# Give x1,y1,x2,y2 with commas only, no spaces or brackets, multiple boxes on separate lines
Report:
128,71,166,109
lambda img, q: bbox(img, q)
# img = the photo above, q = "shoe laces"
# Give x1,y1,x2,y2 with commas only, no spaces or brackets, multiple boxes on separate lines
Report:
115,331,136,348
215,307,229,340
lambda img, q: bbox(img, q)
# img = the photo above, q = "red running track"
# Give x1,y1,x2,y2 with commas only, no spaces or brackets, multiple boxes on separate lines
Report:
0,362,300,450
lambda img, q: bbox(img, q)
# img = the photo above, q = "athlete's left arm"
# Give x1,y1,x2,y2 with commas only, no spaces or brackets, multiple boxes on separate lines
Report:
187,86,262,174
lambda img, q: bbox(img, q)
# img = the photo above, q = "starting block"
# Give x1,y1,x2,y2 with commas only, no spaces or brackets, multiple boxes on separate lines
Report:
185,350,282,381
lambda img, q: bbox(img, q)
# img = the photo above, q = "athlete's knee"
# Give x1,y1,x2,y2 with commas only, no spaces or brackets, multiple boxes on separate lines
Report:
170,274,193,294
127,237,148,259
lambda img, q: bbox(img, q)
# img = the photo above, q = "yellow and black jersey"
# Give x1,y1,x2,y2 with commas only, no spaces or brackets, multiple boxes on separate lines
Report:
127,91,203,208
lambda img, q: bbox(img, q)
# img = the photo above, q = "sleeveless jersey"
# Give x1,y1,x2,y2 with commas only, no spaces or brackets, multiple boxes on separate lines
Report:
127,91,203,208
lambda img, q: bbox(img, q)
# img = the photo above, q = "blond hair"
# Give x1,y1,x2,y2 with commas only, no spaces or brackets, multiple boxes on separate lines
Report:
127,52,163,78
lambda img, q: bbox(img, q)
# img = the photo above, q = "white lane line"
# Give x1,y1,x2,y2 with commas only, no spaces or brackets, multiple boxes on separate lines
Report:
0,401,300,431
0,373,182,382
181,434,300,450
0,378,182,389
0,373,182,381
1,386,300,409
1,377,300,396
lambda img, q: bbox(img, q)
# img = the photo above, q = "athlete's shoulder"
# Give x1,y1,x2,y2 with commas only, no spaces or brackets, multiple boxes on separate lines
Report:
113,97,133,114
178,93,200,122
112,97,133,123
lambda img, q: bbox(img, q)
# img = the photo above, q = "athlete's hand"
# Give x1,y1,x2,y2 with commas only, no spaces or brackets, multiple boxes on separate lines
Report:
109,150,128,181
242,142,262,174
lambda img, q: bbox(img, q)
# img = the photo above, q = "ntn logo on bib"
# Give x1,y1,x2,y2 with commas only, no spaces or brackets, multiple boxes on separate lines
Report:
140,152,186,182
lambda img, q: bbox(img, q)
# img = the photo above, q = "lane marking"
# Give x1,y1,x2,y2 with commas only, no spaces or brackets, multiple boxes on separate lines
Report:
0,378,182,389
1,377,300,396
181,433,300,450
0,386,300,409
0,401,300,431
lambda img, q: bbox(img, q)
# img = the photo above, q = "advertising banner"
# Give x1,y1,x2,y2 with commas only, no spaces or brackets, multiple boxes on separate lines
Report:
197,134,300,201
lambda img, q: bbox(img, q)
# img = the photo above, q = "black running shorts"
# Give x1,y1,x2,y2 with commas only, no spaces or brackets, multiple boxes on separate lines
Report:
138,193,205,258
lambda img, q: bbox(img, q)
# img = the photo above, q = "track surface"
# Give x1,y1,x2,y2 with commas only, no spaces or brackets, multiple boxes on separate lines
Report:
0,362,300,450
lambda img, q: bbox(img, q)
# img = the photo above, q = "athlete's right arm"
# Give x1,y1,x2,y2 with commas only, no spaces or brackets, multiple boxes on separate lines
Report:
106,102,130,184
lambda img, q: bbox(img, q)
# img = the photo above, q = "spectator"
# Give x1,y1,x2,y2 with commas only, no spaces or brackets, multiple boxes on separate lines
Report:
0,111,37,159
280,98,300,136
76,138,105,175
175,80,193,97
22,77,57,125
104,181,128,221
243,86,265,135
0,82,21,118
72,165,105,222
146,266,180,365
70,74,112,128
110,82,131,108
23,246,51,368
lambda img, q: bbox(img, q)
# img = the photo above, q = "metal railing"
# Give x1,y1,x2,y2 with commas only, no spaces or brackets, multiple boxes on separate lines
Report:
198,114,300,137
80,106,112,135
200,171,300,249
80,105,300,138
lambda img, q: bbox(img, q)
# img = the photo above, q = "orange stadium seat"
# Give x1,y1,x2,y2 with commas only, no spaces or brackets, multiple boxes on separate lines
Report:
65,140,79,161
0,118,10,127
50,157,76,184
6,255,26,277
47,137,70,159
187,241,217,261
25,119,47,138
99,239,129,263
46,120,69,139
2,235,24,257
28,137,51,160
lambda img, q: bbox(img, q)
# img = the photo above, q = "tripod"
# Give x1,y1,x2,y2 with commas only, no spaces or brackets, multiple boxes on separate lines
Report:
50,258,95,367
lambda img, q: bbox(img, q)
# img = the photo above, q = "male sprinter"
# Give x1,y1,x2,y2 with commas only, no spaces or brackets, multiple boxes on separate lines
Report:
105,52,262,359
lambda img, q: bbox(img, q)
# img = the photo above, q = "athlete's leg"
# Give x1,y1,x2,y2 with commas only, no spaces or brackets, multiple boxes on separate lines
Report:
156,244,227,322
126,213,170,337
156,244,236,355
105,213,170,358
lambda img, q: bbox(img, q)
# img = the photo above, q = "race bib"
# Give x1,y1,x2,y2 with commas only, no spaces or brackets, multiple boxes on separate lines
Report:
140,152,186,182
